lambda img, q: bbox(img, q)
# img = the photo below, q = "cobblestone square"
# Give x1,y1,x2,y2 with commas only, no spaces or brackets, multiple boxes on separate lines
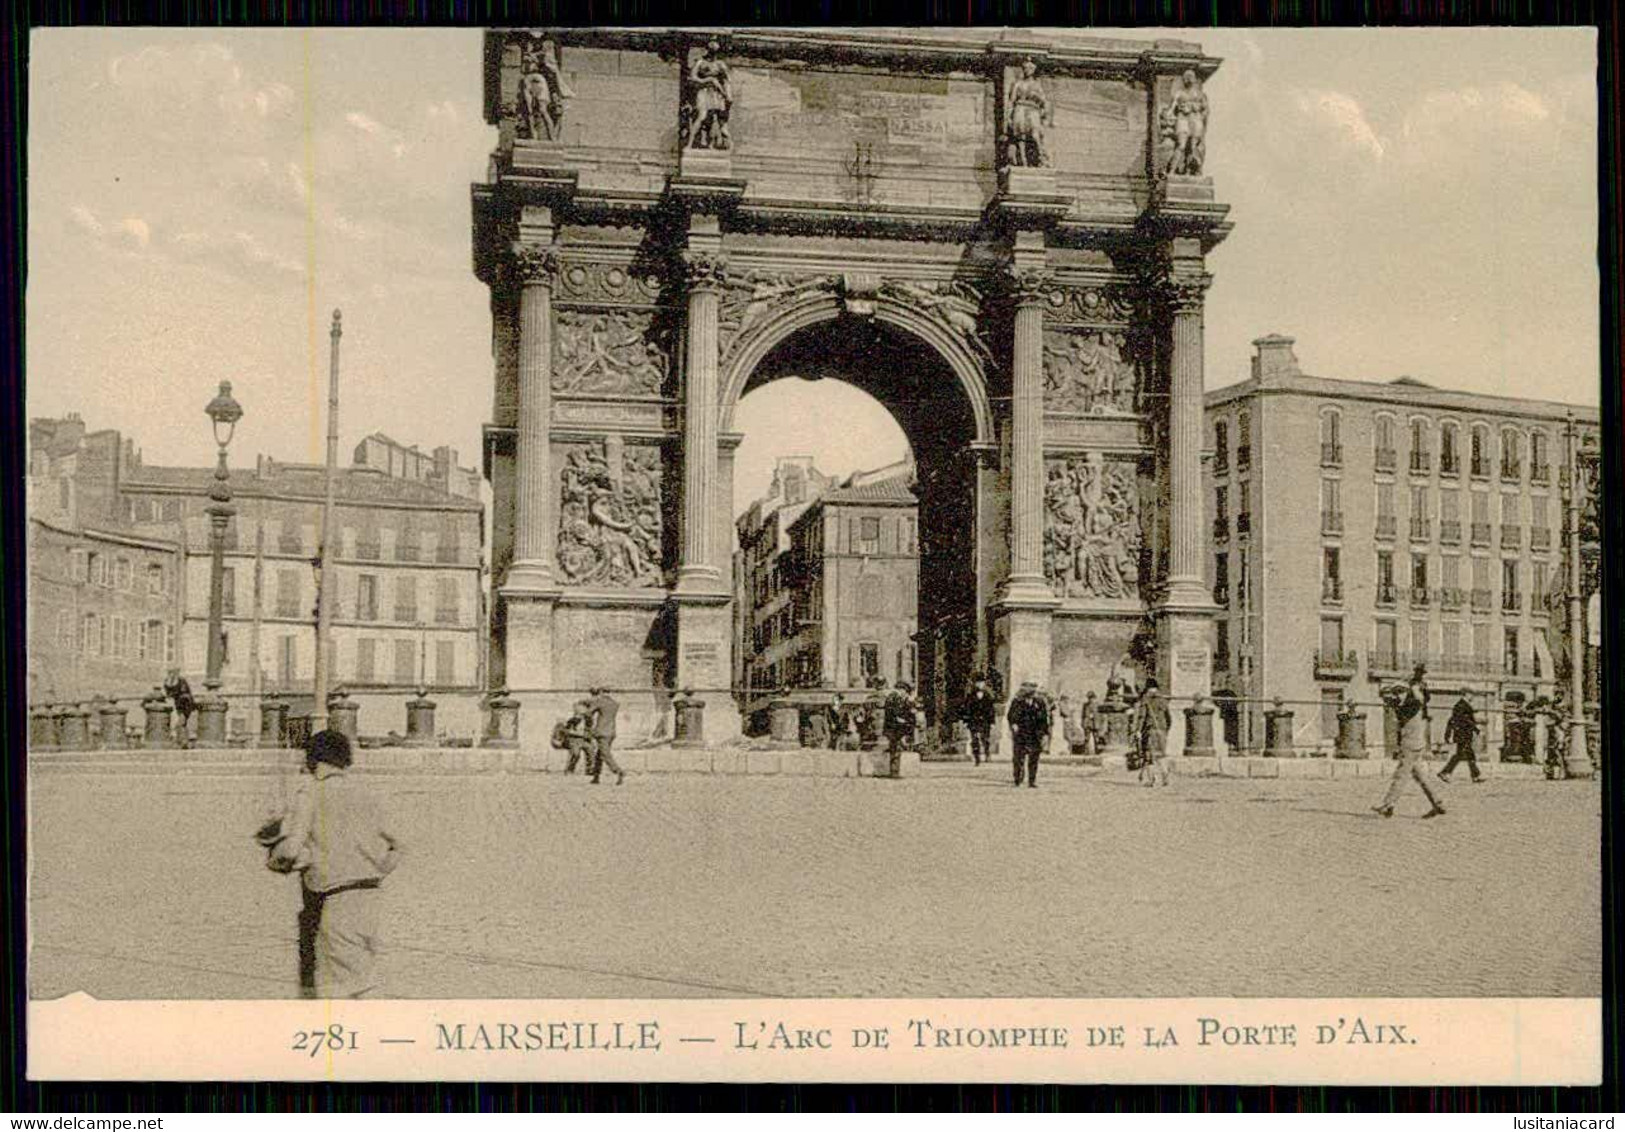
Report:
29,765,1600,1000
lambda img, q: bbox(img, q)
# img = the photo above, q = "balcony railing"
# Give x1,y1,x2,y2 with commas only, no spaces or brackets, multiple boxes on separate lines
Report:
1530,462,1551,485
1470,588,1493,613
1501,459,1522,481
1313,649,1360,679
1321,442,1343,468
1322,578,1344,603
1410,518,1432,541
1375,447,1397,472
1408,585,1431,606
1410,449,1432,474
1471,457,1490,479
1502,590,1523,614
1440,453,1460,477
1321,511,1344,535
1375,515,1397,540
1212,516,1230,541
1530,527,1552,552
394,605,418,623
1367,650,1411,677
1439,519,1462,545
1376,581,1398,606
1501,525,1522,549
1370,650,1505,678
1236,512,1252,535
1236,445,1251,470
1470,522,1492,546
1437,586,1466,611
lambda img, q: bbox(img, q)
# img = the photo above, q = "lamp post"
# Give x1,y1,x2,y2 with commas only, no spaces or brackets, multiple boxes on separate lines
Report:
312,309,342,731
1561,412,1592,779
199,381,243,745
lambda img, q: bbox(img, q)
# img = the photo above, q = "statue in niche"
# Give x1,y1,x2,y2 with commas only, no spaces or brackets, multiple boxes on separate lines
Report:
1044,456,1141,600
557,441,663,588
1003,58,1052,168
1163,69,1209,176
516,35,571,142
553,312,666,397
682,40,733,151
1043,330,1137,414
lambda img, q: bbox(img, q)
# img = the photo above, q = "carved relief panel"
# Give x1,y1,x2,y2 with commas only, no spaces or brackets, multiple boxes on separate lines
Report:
1043,453,1143,601
552,310,669,398
556,437,665,589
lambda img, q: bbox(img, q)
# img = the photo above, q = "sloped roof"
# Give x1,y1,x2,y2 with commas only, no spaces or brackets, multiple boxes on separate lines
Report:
821,473,916,506
124,464,482,511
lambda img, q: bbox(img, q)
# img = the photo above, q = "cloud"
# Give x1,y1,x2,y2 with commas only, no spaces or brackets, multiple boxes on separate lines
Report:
120,217,151,248
168,228,306,282
107,41,294,126
1295,89,1386,160
67,204,152,251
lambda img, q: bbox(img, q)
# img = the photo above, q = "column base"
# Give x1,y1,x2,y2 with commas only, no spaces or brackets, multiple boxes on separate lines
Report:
992,604,1056,696
1563,722,1593,779
674,566,727,598
1155,608,1215,760
501,560,558,599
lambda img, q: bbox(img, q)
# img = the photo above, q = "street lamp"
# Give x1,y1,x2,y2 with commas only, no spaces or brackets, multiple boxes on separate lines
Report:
200,381,243,743
1560,413,1593,779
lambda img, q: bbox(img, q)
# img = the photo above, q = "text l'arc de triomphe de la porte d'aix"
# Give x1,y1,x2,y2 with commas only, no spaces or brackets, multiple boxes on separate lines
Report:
472,27,1230,742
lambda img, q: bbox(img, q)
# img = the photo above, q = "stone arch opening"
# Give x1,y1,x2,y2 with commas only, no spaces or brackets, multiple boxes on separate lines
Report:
724,313,992,737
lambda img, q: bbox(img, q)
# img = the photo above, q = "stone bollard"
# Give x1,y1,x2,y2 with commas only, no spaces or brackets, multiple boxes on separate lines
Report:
861,696,885,749
30,704,56,749
327,691,360,744
58,703,91,751
259,694,289,749
195,693,229,747
97,698,129,750
405,690,438,747
768,699,801,747
1098,701,1132,756
1183,696,1216,758
142,688,173,749
1264,698,1297,758
1335,705,1368,759
482,689,520,749
673,690,706,748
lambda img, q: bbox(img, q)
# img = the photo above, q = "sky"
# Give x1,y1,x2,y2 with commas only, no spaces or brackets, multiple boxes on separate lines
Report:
27,27,1598,518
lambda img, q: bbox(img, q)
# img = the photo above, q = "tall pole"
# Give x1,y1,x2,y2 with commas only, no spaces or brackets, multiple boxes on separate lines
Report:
312,309,342,731
1563,412,1592,778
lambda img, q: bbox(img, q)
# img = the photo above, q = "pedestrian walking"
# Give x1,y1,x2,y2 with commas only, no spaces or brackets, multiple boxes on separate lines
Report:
883,682,918,778
164,667,196,749
960,672,997,766
1374,664,1446,819
558,700,595,774
585,686,625,785
1007,681,1051,788
265,729,403,998
1438,696,1484,784
1133,679,1172,787
1079,691,1100,761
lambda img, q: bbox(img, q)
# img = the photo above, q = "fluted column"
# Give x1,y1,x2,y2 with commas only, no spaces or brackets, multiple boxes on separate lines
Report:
1004,267,1054,603
1163,274,1212,608
505,242,560,595
679,251,727,592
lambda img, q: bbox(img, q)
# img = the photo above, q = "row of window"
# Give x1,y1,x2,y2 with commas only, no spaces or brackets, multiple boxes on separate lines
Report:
210,568,463,624
68,551,170,596
1216,616,1538,680
1214,550,1551,614
751,642,918,693
56,611,175,663
213,633,461,686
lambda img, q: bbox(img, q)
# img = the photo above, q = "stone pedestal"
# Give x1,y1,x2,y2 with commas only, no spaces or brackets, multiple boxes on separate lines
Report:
999,166,1060,199
259,695,289,749
58,705,91,751
97,700,128,750
1182,696,1215,758
673,692,706,748
1163,174,1216,205
327,693,359,744
1265,699,1297,758
141,690,172,749
1155,612,1213,761
768,700,801,747
501,599,555,692
1335,707,1368,759
482,690,520,749
994,605,1056,702
678,148,734,181
860,697,885,749
195,696,228,746
1098,701,1132,757
674,599,740,742
406,693,438,747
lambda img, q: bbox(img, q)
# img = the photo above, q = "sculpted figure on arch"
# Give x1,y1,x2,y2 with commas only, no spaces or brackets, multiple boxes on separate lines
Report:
516,34,571,142
1164,69,1209,176
1003,58,1051,168
683,40,733,151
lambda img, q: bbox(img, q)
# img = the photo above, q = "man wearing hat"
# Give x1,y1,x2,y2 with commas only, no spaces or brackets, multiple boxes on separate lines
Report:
1132,678,1173,787
1006,681,1052,788
959,672,998,767
560,699,596,775
584,685,625,785
1374,663,1445,818
882,681,918,778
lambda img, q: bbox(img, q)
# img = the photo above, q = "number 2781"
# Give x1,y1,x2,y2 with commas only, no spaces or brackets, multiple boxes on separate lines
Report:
292,1025,358,1056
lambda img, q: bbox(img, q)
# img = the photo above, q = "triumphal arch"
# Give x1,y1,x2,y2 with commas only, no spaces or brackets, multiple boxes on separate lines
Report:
473,28,1231,743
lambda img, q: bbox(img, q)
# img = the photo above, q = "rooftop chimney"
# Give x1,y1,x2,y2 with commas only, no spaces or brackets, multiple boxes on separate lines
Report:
1251,334,1300,382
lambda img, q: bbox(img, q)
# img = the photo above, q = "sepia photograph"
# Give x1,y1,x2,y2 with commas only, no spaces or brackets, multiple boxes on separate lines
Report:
20,23,1603,1081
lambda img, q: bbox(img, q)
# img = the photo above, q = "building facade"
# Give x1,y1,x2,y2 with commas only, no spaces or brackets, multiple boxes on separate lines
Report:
353,432,484,501
735,460,918,718
28,416,486,737
474,27,1232,747
1205,336,1600,754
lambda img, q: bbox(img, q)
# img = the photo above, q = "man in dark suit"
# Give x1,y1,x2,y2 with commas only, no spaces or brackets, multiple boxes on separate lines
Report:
585,686,625,785
164,667,196,749
883,682,918,778
1439,696,1484,784
960,672,997,766
1133,679,1173,787
1006,681,1051,788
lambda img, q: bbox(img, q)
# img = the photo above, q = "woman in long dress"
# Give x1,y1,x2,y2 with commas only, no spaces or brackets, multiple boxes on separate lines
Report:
1004,58,1050,167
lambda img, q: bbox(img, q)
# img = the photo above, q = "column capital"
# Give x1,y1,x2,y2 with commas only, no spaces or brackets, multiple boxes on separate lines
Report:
509,242,562,286
682,251,730,293
1006,266,1055,307
1158,272,1213,314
